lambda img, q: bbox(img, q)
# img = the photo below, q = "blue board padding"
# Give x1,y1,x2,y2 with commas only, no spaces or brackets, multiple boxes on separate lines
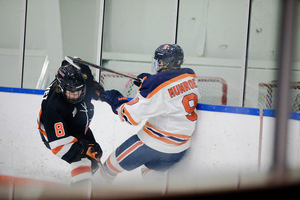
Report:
0,86,45,95
1,86,300,120
197,104,260,116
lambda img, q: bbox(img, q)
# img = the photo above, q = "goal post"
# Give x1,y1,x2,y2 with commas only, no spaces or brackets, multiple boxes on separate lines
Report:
100,72,228,105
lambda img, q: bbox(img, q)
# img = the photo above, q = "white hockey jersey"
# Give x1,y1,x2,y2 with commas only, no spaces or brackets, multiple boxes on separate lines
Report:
116,68,200,153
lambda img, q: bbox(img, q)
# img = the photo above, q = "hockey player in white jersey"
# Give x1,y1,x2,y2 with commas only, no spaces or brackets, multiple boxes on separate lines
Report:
99,44,200,183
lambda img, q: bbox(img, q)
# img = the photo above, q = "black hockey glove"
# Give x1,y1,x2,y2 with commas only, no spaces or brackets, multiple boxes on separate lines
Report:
80,64,93,80
99,89,129,114
79,140,102,162
92,82,105,100
133,73,151,87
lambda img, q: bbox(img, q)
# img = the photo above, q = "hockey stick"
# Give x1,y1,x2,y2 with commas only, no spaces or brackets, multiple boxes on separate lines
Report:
65,56,140,81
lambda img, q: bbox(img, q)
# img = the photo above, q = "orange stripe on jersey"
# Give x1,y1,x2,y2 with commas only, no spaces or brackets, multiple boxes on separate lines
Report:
116,141,143,162
120,104,125,122
138,76,148,91
107,155,122,173
145,122,190,139
51,145,63,155
51,137,78,155
146,74,197,99
120,104,139,126
71,166,92,177
127,97,139,105
71,137,78,143
38,109,47,137
143,126,189,146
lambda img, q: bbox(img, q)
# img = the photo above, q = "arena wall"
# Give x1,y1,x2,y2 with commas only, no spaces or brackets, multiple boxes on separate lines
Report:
0,88,299,196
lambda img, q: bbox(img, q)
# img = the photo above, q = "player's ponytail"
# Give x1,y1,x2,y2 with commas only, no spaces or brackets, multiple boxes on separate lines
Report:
53,81,62,94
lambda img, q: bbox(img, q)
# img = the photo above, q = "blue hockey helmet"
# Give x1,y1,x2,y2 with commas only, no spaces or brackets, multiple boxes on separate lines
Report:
153,44,184,72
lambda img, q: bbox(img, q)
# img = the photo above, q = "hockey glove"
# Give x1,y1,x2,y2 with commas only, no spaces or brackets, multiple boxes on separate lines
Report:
80,63,93,80
92,82,105,100
133,73,151,87
79,140,102,162
99,89,129,113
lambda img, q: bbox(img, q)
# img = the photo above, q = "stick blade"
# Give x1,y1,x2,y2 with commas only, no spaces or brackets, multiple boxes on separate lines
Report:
68,56,100,68
64,56,81,70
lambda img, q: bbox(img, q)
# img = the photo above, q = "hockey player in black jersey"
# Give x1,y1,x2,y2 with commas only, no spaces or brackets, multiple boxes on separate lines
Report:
38,59,104,195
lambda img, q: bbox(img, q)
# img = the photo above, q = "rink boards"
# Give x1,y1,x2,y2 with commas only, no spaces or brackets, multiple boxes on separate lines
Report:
1,87,300,195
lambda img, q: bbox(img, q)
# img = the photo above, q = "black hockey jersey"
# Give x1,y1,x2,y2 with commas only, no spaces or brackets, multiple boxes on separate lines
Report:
38,66,99,164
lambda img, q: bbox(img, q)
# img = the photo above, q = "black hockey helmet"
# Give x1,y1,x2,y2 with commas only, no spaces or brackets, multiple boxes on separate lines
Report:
56,62,86,104
153,44,184,72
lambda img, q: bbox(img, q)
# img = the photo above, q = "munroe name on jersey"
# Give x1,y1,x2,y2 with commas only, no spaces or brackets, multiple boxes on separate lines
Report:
168,78,198,98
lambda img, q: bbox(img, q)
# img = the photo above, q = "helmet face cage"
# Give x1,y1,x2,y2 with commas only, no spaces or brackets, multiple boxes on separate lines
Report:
152,59,165,73
56,64,86,104
153,44,184,72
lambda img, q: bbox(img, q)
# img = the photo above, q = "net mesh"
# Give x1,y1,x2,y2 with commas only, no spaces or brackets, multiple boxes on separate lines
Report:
258,80,300,111
197,77,227,105
100,73,137,97
100,72,227,105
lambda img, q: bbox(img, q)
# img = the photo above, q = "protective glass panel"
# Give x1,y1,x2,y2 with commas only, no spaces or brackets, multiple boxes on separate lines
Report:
177,0,249,106
23,0,101,89
0,0,24,87
101,0,175,97
245,0,300,181
244,0,280,109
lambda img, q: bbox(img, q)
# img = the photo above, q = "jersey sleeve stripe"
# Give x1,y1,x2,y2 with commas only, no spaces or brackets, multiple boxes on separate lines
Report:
146,73,197,99
138,77,147,91
54,143,76,158
120,104,126,121
38,109,47,137
120,104,139,126
50,137,78,157
49,136,78,149
51,145,63,155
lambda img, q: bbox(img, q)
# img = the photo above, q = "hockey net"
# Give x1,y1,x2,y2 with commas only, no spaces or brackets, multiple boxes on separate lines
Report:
258,80,300,112
100,72,227,105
